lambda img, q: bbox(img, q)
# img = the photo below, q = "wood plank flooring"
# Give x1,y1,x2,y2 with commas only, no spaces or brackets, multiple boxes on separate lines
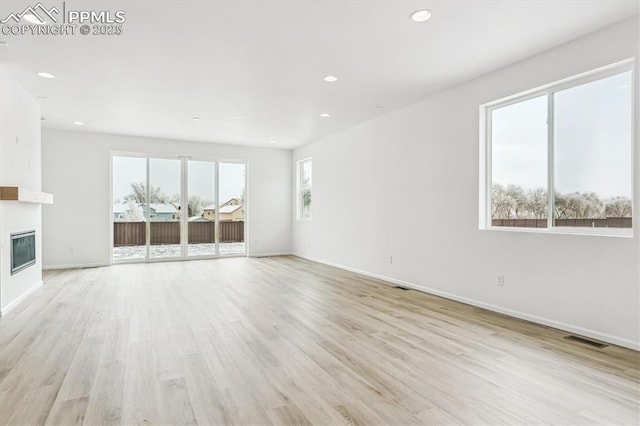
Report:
1,256,638,425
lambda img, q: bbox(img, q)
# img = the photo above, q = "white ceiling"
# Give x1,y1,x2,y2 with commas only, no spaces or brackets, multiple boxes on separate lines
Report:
1,1,638,149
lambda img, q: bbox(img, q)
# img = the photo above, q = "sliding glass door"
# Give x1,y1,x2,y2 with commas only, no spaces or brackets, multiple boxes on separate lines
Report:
187,160,217,257
112,155,246,262
219,162,246,255
148,158,182,259
112,156,147,261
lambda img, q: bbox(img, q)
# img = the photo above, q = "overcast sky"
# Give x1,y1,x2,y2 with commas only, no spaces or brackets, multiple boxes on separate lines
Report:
492,70,631,199
113,157,245,208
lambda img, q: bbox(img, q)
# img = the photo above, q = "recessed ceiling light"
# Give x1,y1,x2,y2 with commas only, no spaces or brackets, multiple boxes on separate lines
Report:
320,113,331,118
268,140,276,144
37,72,55,79
24,14,46,25
192,116,201,121
73,121,85,126
323,75,338,82
410,9,432,22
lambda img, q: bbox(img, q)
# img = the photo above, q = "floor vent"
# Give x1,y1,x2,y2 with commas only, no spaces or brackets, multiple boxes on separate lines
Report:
564,335,608,348
394,286,411,291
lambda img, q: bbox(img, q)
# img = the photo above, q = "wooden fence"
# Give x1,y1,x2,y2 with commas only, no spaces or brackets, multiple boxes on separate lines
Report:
188,222,215,244
113,221,244,246
113,222,146,246
492,217,632,228
219,221,244,243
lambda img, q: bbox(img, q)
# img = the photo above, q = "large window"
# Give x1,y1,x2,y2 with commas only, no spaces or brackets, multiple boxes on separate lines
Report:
481,60,633,235
297,158,312,220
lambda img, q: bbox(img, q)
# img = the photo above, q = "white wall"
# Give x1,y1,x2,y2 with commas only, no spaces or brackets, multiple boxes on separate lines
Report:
42,129,292,268
292,18,640,349
0,65,43,314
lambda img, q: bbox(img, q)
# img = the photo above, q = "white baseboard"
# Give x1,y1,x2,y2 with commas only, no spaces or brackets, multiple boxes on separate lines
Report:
0,280,43,316
249,252,292,258
43,263,108,270
294,254,640,351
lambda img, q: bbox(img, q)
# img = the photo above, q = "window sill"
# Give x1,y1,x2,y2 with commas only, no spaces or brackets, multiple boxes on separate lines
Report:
481,225,633,238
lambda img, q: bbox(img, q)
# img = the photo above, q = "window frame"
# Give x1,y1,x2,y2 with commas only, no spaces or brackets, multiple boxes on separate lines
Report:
109,152,248,264
297,158,312,221
480,59,635,237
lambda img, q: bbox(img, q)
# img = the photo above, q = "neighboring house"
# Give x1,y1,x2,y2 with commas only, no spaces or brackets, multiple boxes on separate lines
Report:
220,204,244,221
113,203,127,221
202,198,245,221
202,205,216,221
223,198,242,207
113,203,144,222
140,203,179,221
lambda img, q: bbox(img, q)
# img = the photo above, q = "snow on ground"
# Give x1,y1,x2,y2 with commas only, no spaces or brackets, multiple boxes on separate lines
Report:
113,243,245,260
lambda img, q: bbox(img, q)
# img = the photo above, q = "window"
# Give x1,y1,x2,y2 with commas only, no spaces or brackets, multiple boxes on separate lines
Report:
112,154,247,262
481,60,633,235
297,158,312,219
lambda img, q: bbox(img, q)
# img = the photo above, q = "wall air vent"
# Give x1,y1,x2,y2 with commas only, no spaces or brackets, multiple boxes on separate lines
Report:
393,286,411,291
564,335,608,348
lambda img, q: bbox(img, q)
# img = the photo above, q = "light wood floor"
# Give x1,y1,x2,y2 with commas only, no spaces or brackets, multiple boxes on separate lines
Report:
1,256,638,425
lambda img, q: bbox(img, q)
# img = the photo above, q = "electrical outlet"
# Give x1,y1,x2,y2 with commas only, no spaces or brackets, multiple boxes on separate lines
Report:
497,274,505,287
388,255,393,264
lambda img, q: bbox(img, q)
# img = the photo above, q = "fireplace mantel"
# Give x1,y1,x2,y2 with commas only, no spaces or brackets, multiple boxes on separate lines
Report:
0,186,54,204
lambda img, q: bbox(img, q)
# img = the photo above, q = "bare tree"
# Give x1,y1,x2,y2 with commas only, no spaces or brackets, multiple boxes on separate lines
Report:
126,182,166,203
187,195,212,217
556,192,605,219
506,185,526,218
123,199,144,222
492,184,513,218
525,188,548,219
605,197,632,217
581,192,605,219
492,184,526,218
554,193,569,219
495,185,628,221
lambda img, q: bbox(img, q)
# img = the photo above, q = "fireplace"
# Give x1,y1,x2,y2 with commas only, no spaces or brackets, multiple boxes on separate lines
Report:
11,230,36,275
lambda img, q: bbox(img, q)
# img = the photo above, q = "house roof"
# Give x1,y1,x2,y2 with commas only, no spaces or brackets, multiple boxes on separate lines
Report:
143,203,178,214
113,203,144,215
222,198,242,205
220,204,242,214
202,204,242,214
189,216,211,222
